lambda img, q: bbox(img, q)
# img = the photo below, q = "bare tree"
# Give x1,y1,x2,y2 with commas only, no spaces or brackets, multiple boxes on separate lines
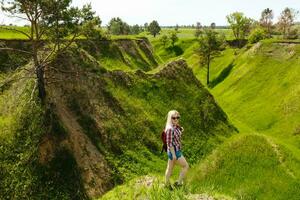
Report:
260,8,273,37
277,7,298,39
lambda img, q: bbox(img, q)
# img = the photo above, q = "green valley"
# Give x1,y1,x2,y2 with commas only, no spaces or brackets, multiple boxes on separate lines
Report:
1,1,300,199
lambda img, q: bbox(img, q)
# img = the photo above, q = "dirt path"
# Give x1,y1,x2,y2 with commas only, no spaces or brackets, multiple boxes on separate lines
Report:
265,137,296,179
134,176,230,200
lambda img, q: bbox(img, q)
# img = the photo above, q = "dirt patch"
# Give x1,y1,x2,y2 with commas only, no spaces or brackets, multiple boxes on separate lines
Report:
186,194,215,200
135,175,157,188
55,102,113,197
38,134,57,164
248,42,261,55
136,39,158,66
154,59,201,87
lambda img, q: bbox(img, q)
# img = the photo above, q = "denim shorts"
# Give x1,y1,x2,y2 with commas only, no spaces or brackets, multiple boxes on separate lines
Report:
167,149,182,160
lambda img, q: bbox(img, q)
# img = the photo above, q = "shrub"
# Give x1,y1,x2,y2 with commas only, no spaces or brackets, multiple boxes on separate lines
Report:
248,28,268,44
287,28,299,39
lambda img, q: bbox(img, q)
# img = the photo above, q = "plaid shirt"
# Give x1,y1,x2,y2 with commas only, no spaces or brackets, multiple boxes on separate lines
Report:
166,125,182,151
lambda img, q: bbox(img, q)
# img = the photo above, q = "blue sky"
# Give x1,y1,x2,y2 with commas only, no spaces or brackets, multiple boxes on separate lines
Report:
1,0,299,26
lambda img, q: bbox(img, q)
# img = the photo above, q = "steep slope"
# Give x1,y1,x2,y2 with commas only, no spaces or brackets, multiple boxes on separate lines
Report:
203,41,300,146
0,39,32,72
0,39,236,199
76,38,159,71
46,46,236,197
0,68,88,199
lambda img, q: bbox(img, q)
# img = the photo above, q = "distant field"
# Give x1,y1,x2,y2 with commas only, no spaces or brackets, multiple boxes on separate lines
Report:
146,28,234,40
0,25,234,40
0,26,30,39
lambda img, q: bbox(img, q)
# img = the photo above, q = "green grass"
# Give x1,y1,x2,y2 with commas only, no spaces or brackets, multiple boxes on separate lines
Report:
146,28,234,40
62,33,300,200
57,36,300,200
204,41,300,145
37,44,235,198
76,39,159,72
99,174,235,200
2,32,300,200
0,26,30,39
144,37,300,200
187,39,300,199
0,64,87,198
146,29,234,74
189,133,300,200
150,35,300,149
100,134,300,200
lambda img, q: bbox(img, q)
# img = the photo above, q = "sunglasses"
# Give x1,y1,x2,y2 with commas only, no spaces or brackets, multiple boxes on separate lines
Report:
172,116,180,120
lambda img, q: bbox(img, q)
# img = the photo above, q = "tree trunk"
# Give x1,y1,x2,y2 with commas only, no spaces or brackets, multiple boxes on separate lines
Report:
268,25,271,38
36,65,46,104
32,38,46,104
207,55,210,85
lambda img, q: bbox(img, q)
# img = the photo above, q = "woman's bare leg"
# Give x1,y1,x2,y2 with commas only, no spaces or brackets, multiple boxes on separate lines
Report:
175,156,189,184
165,159,176,185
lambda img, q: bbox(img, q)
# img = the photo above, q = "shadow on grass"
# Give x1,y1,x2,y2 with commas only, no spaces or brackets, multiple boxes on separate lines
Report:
166,45,184,56
209,62,235,88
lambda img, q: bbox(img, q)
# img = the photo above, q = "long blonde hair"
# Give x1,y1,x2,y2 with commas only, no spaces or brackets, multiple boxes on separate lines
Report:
165,110,179,131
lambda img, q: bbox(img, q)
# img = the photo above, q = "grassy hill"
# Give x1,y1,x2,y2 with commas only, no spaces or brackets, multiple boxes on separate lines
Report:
0,39,235,199
128,37,300,200
190,40,300,146
150,33,300,149
187,39,300,199
100,133,300,200
189,133,300,200
1,32,300,199
76,38,160,71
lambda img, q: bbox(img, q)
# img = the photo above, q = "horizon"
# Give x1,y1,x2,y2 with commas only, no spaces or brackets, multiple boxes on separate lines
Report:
0,0,299,26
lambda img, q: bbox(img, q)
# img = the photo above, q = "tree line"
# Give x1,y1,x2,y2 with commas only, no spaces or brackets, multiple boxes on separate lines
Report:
107,18,161,37
106,7,299,41
226,7,299,42
193,7,299,86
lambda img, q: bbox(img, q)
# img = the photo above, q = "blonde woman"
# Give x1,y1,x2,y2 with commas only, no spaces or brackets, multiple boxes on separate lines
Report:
164,110,189,187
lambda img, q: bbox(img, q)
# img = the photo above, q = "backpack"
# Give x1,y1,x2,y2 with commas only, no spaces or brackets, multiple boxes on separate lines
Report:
161,130,167,153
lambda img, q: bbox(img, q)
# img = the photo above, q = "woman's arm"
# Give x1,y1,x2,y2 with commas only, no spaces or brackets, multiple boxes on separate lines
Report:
179,126,184,134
